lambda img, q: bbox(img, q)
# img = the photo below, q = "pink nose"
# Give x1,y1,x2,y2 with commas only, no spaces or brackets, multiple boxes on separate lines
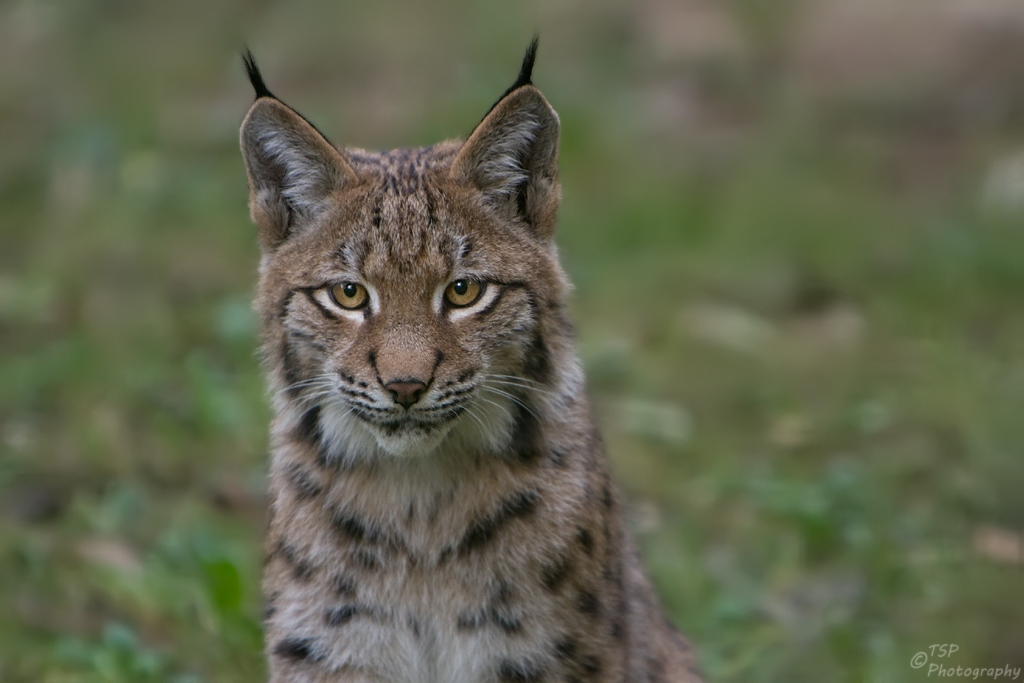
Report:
385,381,427,409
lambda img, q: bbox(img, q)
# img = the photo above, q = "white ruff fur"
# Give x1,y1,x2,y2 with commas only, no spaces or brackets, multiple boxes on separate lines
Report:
273,384,519,465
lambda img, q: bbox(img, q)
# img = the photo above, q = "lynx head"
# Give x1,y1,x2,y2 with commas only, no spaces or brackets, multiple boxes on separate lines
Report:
240,41,580,462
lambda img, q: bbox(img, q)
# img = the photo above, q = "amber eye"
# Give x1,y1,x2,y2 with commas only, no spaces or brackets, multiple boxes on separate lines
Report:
444,279,483,307
329,282,369,309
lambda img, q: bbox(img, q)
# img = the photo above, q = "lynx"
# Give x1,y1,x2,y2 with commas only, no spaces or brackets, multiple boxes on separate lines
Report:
239,40,702,683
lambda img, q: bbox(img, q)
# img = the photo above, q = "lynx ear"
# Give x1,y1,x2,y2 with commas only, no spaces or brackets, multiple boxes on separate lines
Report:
451,40,560,238
239,53,357,250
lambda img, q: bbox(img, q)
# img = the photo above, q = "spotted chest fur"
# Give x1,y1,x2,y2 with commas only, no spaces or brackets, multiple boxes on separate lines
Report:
240,40,702,683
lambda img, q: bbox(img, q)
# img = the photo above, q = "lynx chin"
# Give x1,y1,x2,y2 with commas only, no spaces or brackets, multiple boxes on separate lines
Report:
239,39,702,683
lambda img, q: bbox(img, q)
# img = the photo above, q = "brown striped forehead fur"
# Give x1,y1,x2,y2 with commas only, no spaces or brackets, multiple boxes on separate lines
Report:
259,142,564,313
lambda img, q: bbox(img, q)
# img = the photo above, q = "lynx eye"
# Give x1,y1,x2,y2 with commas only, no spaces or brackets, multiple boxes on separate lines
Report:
329,282,369,310
444,279,483,307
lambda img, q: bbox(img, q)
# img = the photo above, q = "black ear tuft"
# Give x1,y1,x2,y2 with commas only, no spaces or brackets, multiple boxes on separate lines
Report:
243,48,276,101
480,36,540,123
510,35,539,92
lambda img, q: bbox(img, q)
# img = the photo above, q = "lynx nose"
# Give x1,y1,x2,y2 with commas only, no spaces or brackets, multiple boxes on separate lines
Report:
385,380,428,409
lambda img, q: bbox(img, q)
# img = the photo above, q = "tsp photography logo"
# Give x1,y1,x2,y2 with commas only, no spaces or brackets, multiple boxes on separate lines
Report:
911,644,1021,679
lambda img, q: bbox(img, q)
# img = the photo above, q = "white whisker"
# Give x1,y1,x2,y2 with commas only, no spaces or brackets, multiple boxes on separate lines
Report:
462,403,489,435
276,374,337,398
475,393,517,425
479,385,540,421
483,374,558,398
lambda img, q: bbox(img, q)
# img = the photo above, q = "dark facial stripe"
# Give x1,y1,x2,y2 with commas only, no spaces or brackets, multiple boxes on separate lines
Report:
302,288,337,320
581,655,602,675
549,447,568,468
541,553,572,592
281,341,304,393
490,580,513,604
554,637,577,660
510,404,542,465
323,603,386,626
285,328,316,340
332,505,415,557
284,462,322,500
325,605,361,626
576,528,594,556
498,658,545,683
492,609,522,634
576,589,599,616
273,638,321,662
457,610,487,630
332,508,375,544
601,480,614,510
610,618,624,640
277,290,297,323
455,601,522,633
350,403,392,416
272,541,315,582
474,285,508,318
331,573,357,597
438,385,474,400
338,385,376,402
488,580,521,633
458,489,540,556
353,548,381,570
295,404,321,447
425,185,437,226
522,331,551,385
368,350,381,386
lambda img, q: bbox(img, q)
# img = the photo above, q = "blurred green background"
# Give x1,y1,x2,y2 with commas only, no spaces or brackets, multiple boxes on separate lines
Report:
2,0,1024,681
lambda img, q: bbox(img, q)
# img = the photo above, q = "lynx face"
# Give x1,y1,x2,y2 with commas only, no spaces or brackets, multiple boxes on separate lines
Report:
241,47,575,462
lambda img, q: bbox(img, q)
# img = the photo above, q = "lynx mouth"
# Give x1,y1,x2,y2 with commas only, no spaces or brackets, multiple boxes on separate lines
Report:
351,404,467,435
312,383,518,460
349,406,462,458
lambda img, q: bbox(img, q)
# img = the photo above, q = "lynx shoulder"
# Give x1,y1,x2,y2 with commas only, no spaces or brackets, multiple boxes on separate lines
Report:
239,39,702,683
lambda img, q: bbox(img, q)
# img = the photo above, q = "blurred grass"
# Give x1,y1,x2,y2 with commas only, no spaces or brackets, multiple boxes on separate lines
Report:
2,0,1023,681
